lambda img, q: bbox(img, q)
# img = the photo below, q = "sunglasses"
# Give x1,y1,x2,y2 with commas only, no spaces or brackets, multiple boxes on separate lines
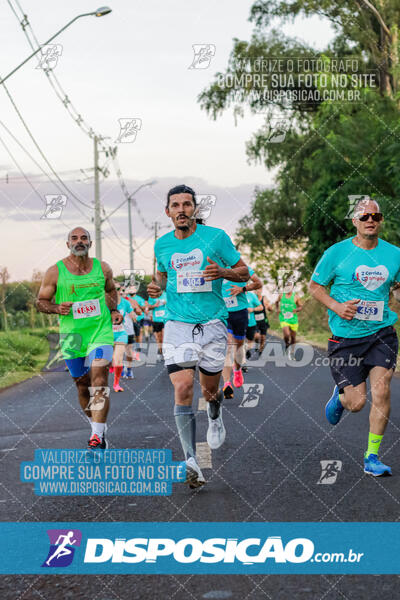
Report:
357,212,383,222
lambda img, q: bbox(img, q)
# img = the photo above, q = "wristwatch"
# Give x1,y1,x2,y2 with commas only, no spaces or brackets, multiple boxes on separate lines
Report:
243,286,247,293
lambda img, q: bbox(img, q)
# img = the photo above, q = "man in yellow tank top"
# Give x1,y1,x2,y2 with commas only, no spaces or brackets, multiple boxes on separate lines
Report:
36,227,122,450
276,279,303,360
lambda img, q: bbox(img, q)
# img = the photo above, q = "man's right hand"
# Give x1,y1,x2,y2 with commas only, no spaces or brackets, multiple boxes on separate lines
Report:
147,276,162,298
335,299,360,320
56,302,73,315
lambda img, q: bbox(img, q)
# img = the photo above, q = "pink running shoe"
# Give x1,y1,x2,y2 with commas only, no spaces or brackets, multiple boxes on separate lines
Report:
233,369,244,388
113,384,124,392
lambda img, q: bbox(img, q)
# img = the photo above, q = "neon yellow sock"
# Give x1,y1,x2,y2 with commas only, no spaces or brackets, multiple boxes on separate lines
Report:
366,432,383,458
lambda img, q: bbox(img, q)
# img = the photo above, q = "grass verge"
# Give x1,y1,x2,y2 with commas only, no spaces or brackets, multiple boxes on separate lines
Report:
0,328,56,391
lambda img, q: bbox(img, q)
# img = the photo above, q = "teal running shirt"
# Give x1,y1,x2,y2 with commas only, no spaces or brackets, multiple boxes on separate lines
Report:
155,224,241,324
311,237,400,338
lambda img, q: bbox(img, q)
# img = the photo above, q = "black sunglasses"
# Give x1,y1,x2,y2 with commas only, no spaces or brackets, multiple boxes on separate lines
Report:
358,212,383,222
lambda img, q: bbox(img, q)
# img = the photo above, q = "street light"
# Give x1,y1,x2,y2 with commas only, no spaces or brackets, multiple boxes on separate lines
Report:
0,7,112,85
104,180,158,271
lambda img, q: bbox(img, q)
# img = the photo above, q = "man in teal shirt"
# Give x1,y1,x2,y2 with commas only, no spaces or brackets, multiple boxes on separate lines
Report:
148,185,249,489
147,291,167,355
221,269,262,398
310,197,400,476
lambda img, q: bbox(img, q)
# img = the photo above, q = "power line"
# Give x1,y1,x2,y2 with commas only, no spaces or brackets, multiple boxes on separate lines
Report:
7,0,110,153
1,79,95,210
0,120,91,222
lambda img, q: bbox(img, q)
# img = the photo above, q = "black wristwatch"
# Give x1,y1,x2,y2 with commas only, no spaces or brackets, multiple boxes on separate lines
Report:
243,286,247,293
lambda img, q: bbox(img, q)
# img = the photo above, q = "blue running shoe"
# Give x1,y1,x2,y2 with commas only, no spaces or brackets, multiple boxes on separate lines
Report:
364,453,392,477
126,368,134,379
325,385,344,425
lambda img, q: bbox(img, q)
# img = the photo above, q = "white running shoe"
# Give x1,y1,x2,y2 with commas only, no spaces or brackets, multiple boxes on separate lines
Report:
184,456,205,489
207,403,226,450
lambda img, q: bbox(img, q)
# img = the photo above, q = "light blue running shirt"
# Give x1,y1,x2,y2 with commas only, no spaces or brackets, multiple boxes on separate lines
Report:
113,297,133,343
311,236,400,338
148,291,167,323
222,267,254,312
132,294,145,322
155,224,241,324
246,291,261,327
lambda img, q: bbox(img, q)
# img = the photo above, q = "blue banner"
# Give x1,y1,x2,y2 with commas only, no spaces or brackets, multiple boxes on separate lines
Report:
0,522,399,574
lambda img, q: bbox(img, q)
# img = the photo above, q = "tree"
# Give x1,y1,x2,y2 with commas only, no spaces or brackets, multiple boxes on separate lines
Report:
199,0,400,269
0,267,10,331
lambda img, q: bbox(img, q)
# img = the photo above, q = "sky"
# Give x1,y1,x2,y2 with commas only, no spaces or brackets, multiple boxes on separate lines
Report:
0,0,335,280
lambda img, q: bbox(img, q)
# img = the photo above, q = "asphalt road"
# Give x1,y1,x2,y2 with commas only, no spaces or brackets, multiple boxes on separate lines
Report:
1,336,400,598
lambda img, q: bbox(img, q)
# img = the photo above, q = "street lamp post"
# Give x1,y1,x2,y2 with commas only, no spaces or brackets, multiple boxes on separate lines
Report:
103,180,157,270
0,7,112,85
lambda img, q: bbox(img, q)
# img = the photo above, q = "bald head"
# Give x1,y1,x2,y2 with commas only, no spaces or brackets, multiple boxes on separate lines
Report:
67,227,92,256
68,227,91,242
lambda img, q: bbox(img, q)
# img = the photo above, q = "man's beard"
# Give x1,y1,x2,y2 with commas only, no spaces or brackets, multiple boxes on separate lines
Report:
70,244,89,256
176,214,194,231
362,231,378,240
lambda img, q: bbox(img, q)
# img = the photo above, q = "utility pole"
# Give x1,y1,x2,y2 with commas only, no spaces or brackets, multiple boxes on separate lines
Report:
153,222,159,276
127,194,134,270
94,135,102,260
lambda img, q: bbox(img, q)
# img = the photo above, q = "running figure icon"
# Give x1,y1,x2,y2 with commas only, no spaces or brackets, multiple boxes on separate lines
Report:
45,531,77,566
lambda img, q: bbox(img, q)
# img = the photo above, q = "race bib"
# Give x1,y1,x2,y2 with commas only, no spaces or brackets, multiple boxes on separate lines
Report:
112,320,125,333
154,310,165,318
255,312,264,321
224,295,238,308
72,298,100,319
355,300,384,321
177,270,212,293
283,311,294,320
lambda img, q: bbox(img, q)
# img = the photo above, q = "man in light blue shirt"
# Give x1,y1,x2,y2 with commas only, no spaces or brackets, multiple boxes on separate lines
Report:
310,197,400,476
148,184,249,489
221,268,262,398
147,291,167,355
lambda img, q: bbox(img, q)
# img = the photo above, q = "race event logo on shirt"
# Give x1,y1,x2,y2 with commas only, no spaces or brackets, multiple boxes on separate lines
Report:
352,265,389,291
170,249,203,271
42,529,82,567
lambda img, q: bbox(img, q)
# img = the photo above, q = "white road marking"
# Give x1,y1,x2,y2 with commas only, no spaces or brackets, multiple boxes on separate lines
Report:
198,396,207,411
196,442,212,469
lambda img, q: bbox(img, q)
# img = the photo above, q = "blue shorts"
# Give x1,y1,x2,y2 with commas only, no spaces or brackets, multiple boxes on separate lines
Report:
227,308,248,340
65,344,114,378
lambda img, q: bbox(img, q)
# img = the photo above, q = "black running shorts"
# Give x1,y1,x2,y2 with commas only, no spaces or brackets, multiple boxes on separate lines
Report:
327,325,398,388
227,308,248,340
153,321,164,333
246,325,257,341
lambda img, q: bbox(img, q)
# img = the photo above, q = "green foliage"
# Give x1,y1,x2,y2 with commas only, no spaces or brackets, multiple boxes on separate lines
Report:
4,281,34,311
0,331,48,377
200,0,400,272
